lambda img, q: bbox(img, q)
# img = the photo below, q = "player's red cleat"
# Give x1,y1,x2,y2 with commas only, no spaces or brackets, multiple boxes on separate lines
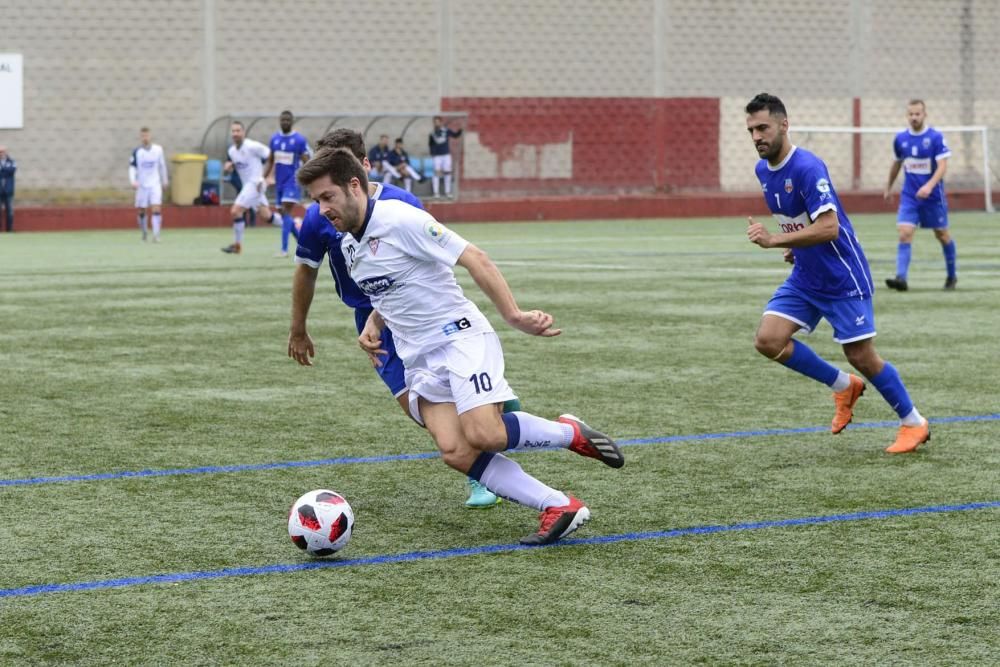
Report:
831,375,866,434
885,418,930,454
558,414,624,468
519,496,590,545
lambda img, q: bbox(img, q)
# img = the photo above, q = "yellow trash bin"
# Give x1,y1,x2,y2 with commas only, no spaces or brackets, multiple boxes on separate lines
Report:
170,153,208,205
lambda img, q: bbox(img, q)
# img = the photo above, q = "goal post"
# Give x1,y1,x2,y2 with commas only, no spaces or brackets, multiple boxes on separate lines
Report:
793,125,995,212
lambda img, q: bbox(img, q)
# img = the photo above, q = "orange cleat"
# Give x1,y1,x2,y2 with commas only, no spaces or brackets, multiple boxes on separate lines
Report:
831,375,866,434
885,419,930,454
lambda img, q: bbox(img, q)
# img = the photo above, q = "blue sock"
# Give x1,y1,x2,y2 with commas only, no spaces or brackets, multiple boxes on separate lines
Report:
895,242,912,279
942,239,957,278
869,362,914,419
280,214,294,252
782,339,841,387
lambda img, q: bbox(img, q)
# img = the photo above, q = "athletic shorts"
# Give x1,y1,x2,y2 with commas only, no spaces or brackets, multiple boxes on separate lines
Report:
354,307,406,397
234,181,268,210
898,198,948,229
135,185,162,208
432,154,453,173
275,179,301,205
405,332,517,424
764,281,876,344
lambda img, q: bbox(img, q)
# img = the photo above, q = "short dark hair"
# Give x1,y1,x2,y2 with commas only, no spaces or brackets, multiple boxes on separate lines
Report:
280,110,293,117
315,128,366,160
231,120,245,129
140,127,150,133
394,137,403,144
745,93,787,118
907,99,926,109
297,147,369,192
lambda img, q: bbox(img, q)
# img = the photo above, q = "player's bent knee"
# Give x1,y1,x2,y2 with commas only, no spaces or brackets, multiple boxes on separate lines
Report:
753,334,784,359
460,419,507,452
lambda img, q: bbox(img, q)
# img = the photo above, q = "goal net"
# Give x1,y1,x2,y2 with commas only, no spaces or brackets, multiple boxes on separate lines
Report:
791,125,996,212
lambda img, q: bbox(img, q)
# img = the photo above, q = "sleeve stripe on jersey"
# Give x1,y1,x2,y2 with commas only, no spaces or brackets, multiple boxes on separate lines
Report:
808,202,838,221
935,151,952,160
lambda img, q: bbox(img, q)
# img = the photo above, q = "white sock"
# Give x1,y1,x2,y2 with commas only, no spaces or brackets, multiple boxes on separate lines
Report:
477,453,569,510
901,407,924,427
432,176,440,195
504,412,574,449
444,174,452,194
234,220,245,244
152,213,162,238
404,178,412,192
830,371,851,392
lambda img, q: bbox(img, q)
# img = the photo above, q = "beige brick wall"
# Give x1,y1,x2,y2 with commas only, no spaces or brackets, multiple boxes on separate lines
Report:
0,0,997,200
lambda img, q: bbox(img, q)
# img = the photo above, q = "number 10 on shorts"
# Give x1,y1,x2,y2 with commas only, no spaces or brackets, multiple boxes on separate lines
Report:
469,372,493,394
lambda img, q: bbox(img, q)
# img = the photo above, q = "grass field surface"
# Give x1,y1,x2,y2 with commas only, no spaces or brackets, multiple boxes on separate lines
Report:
1,213,998,665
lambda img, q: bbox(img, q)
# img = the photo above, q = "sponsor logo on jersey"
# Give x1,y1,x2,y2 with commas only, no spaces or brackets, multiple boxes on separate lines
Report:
368,238,380,255
424,220,450,246
358,275,396,296
442,317,472,336
784,178,793,194
761,183,768,192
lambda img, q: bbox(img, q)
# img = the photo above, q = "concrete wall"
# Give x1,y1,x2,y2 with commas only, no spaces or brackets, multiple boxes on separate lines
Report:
1,0,997,202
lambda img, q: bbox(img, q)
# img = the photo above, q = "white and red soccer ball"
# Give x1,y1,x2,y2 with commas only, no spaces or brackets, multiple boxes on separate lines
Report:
288,489,354,556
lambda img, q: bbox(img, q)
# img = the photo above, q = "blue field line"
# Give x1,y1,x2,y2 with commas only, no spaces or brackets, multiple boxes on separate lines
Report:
2,413,999,489
1,500,996,600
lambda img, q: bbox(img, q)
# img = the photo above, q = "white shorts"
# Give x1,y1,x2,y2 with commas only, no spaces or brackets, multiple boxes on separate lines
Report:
234,181,268,210
135,185,162,208
432,154,453,173
405,332,516,424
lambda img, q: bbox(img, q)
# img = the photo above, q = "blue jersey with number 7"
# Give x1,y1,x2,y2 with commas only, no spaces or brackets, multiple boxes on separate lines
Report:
755,146,873,300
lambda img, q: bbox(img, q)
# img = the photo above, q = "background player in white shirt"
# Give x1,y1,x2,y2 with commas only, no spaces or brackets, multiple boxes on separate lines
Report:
297,148,625,545
129,127,168,242
221,120,281,254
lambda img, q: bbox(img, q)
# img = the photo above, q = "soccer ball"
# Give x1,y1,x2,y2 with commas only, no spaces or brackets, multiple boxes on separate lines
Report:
287,489,355,557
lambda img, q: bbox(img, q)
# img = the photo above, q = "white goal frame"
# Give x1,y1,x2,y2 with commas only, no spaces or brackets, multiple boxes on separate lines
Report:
795,125,995,212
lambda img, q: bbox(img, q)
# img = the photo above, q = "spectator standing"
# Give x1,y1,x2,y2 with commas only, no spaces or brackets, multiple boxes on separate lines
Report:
0,145,16,232
428,115,462,198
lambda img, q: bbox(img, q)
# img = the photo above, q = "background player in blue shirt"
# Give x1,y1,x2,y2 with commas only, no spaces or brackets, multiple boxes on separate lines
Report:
287,129,515,506
883,99,957,290
429,115,463,198
744,93,930,454
264,110,313,257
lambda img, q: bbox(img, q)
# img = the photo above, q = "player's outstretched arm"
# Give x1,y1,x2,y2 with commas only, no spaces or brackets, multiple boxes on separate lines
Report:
456,244,561,337
288,263,319,366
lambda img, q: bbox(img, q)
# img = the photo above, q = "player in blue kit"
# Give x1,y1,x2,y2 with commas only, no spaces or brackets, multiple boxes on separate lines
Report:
287,129,510,507
264,110,313,258
883,100,957,290
744,93,930,454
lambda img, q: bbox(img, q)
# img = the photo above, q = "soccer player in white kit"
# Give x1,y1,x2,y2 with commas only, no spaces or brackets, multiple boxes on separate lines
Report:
222,121,281,254
129,127,168,242
297,147,625,545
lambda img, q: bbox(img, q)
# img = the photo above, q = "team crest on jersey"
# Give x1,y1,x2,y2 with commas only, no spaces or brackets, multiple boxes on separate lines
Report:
368,238,380,255
424,221,450,246
784,178,793,194
922,138,931,149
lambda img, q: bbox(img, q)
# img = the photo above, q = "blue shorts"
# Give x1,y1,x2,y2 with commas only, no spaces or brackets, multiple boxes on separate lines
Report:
898,198,948,228
275,179,302,205
354,307,406,397
764,282,876,344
